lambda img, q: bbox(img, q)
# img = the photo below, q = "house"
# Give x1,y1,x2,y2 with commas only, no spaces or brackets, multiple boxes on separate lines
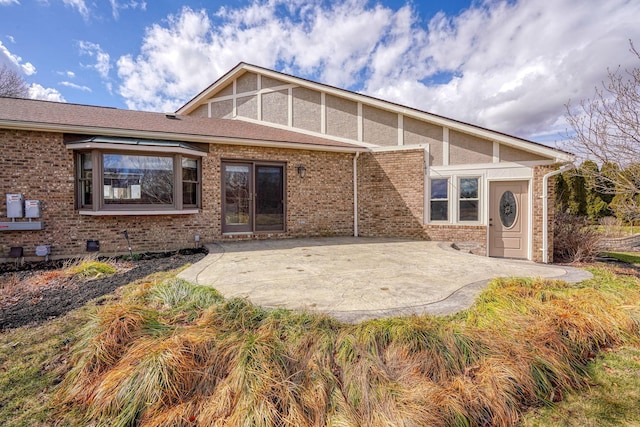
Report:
0,63,573,263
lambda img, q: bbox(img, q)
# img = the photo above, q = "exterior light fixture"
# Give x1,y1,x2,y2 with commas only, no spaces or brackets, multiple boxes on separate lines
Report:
297,164,307,178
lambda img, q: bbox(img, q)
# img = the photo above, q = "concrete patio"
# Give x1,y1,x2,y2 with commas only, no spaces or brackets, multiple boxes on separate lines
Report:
178,237,592,323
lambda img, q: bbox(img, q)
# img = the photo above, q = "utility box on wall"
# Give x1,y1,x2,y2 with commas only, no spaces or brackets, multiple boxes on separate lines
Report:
25,200,42,218
6,194,24,218
1,194,44,231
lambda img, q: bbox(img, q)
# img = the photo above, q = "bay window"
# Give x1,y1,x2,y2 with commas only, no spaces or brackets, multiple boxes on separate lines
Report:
70,137,205,214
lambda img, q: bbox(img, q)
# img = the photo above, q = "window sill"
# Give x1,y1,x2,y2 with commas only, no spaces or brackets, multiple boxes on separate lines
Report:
79,209,200,216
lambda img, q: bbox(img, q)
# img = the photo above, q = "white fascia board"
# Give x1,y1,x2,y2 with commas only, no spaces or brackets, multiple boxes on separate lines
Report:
0,120,367,154
370,144,428,152
207,137,367,153
431,159,554,172
177,63,248,114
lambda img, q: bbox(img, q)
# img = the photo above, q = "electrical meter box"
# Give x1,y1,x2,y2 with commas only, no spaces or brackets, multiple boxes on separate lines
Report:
6,194,24,218
25,200,42,218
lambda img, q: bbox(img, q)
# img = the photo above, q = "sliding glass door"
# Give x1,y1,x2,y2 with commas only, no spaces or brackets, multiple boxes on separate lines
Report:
222,162,285,233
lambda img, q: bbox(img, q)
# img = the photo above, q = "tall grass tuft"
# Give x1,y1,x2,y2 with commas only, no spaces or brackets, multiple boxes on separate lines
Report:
55,268,640,426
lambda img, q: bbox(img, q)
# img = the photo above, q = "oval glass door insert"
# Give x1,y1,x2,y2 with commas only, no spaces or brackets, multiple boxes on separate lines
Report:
499,191,517,228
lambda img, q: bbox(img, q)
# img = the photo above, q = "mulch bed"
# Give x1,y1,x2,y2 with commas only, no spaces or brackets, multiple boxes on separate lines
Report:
0,248,207,330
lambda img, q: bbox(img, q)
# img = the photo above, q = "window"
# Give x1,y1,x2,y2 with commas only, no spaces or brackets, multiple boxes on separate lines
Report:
79,152,93,207
103,154,174,205
459,177,480,221
76,150,202,213
182,158,200,207
430,178,449,221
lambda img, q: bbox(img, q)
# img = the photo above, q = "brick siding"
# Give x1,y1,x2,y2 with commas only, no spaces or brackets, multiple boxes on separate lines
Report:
0,129,353,260
1,129,554,262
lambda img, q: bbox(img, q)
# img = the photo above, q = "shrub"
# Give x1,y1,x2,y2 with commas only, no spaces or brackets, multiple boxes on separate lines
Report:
54,272,640,427
554,212,601,263
68,259,117,278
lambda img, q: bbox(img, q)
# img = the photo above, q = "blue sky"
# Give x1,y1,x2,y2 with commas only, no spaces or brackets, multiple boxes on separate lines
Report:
1,0,640,144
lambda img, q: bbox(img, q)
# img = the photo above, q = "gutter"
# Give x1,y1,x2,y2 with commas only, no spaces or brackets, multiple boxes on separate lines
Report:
541,163,573,263
353,152,360,237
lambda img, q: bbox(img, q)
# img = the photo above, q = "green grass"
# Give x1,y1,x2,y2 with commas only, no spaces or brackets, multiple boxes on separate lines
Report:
521,344,640,427
0,302,98,426
602,251,640,265
1,264,639,426
593,225,638,236
67,259,117,278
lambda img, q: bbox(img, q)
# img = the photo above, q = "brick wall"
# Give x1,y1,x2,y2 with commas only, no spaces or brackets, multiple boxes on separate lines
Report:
357,149,426,238
210,145,355,238
357,149,490,254
0,128,557,263
532,164,557,263
0,129,354,260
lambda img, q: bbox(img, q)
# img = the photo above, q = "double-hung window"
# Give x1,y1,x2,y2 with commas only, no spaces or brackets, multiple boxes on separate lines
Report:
458,177,480,222
430,178,449,221
69,137,206,214
429,176,482,223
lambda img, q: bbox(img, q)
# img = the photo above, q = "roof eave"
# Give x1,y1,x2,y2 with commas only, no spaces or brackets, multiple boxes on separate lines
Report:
0,119,367,154
176,62,248,115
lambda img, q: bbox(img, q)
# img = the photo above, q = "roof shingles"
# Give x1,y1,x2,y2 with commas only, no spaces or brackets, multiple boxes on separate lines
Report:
0,97,362,151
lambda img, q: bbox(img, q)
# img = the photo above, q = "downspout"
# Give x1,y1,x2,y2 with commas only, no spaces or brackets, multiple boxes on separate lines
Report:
353,152,360,237
542,163,573,263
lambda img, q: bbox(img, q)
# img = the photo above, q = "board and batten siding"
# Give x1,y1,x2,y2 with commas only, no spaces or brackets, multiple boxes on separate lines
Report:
201,71,547,166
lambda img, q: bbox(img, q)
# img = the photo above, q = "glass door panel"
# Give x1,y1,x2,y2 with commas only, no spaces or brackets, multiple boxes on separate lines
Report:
223,163,252,232
255,165,284,231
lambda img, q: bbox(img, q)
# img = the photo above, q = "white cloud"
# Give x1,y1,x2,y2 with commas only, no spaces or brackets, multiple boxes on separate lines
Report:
0,40,36,75
29,83,66,102
78,40,111,78
60,80,91,92
0,0,19,5
6,35,15,43
115,0,640,142
109,0,146,19
62,0,89,20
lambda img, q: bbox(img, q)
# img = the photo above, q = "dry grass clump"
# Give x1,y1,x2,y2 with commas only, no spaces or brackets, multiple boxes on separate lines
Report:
55,271,640,426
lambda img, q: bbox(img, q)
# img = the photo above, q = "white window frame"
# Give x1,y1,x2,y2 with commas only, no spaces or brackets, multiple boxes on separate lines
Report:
457,175,482,224
427,174,484,225
428,177,451,223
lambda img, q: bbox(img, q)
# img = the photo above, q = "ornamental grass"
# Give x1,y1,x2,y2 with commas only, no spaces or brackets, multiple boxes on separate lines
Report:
55,269,640,427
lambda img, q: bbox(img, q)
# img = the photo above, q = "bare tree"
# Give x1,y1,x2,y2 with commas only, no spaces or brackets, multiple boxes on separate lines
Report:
0,64,28,98
565,41,640,221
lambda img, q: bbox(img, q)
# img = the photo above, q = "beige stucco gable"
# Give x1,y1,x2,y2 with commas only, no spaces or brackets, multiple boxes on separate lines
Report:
177,63,573,166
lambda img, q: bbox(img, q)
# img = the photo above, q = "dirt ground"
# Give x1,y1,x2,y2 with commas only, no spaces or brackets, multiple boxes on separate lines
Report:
0,249,207,329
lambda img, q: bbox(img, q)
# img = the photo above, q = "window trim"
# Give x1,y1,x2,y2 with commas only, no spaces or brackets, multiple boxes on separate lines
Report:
74,148,204,215
457,176,481,223
429,177,450,223
428,174,484,225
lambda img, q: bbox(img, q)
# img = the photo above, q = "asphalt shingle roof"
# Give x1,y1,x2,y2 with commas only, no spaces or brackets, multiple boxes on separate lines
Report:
0,97,362,151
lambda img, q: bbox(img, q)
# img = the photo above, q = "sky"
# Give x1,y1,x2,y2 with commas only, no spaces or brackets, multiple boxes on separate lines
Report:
1,0,639,145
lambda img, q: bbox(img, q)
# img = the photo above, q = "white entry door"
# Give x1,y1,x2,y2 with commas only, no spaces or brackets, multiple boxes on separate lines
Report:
489,181,529,259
